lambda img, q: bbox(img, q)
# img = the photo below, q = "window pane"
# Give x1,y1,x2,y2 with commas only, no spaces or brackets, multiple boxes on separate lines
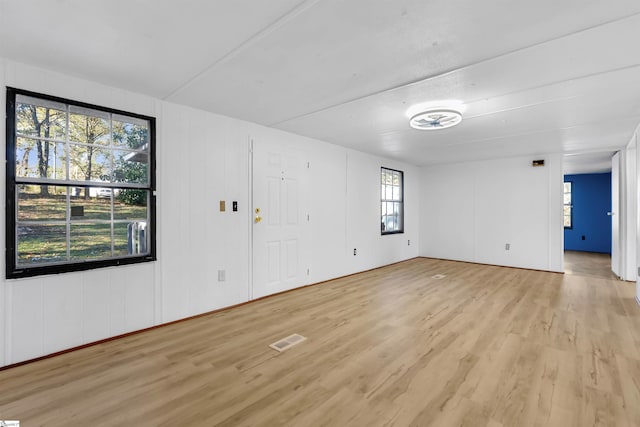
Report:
17,224,67,265
112,150,148,184
16,138,66,179
114,221,148,256
70,223,112,260
386,216,397,232
392,185,401,200
18,185,67,221
69,143,111,182
112,117,149,150
385,185,393,200
114,190,148,220
71,190,111,220
564,215,571,227
395,202,403,225
382,215,390,232
16,101,66,140
114,222,129,256
564,206,571,216
564,182,571,193
384,172,393,185
68,108,110,146
388,202,396,216
564,193,571,204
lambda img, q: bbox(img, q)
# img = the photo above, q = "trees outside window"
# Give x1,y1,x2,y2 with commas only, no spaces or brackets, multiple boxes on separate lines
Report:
6,88,156,278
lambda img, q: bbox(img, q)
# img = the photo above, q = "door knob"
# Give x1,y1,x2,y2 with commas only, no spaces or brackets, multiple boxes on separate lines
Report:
255,215,262,223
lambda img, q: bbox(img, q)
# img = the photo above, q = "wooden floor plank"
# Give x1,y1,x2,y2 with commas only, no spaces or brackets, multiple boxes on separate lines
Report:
0,255,639,426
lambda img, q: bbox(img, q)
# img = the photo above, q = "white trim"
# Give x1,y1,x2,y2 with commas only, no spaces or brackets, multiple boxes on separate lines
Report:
248,136,254,301
15,177,148,189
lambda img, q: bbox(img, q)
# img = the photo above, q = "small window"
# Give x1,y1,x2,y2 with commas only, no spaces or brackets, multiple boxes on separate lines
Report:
6,88,156,278
564,181,572,229
381,167,404,234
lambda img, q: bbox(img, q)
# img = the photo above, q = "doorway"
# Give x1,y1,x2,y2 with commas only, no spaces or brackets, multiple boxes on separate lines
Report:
563,171,613,275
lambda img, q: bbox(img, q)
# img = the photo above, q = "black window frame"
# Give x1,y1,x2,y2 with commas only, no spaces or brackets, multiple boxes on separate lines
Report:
380,167,404,235
5,87,157,279
564,180,573,229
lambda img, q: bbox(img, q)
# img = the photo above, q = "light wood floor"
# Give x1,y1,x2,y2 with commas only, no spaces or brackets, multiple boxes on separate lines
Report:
564,250,619,281
1,257,639,426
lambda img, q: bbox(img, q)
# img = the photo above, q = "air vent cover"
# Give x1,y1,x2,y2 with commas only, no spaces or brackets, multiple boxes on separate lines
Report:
269,333,307,352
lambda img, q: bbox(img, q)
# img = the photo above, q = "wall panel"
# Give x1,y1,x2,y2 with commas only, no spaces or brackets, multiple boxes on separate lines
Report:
0,59,419,366
420,154,563,272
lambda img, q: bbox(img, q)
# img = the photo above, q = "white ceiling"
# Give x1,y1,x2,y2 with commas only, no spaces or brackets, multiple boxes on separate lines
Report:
2,0,639,171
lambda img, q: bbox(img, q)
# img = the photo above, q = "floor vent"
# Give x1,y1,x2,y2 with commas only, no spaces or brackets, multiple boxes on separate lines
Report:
432,274,446,279
269,334,307,352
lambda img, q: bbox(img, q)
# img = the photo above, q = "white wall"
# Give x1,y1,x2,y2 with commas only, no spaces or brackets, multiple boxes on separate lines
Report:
419,154,564,272
345,150,419,274
612,152,622,278
634,128,640,302
0,59,419,366
613,135,639,283
625,139,637,282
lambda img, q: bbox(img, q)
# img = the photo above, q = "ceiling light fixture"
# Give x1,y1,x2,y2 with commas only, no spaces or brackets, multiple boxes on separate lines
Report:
409,108,463,130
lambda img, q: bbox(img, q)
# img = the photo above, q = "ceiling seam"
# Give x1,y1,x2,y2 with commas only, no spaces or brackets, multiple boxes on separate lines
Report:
370,63,640,148
282,62,640,147
162,0,323,101
392,117,640,150
269,11,640,127
564,149,619,157
461,63,640,116
420,148,613,168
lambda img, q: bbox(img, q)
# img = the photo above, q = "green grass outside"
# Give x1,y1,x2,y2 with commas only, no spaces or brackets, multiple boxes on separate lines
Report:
17,194,147,264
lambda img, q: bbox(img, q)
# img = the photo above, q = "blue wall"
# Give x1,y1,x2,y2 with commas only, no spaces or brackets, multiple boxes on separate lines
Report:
564,172,611,253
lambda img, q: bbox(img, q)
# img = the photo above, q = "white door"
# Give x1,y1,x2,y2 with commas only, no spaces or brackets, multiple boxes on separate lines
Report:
612,152,621,277
251,138,309,299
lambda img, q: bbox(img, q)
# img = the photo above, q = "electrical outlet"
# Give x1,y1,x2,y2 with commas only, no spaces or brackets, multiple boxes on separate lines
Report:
353,248,357,256
505,243,510,251
218,270,226,281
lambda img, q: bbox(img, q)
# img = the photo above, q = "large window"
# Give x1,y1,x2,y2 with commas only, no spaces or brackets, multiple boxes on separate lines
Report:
564,181,572,229
381,167,404,234
6,88,156,278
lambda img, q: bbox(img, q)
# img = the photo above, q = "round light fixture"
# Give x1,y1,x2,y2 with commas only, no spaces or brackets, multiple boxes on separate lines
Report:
409,108,463,130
